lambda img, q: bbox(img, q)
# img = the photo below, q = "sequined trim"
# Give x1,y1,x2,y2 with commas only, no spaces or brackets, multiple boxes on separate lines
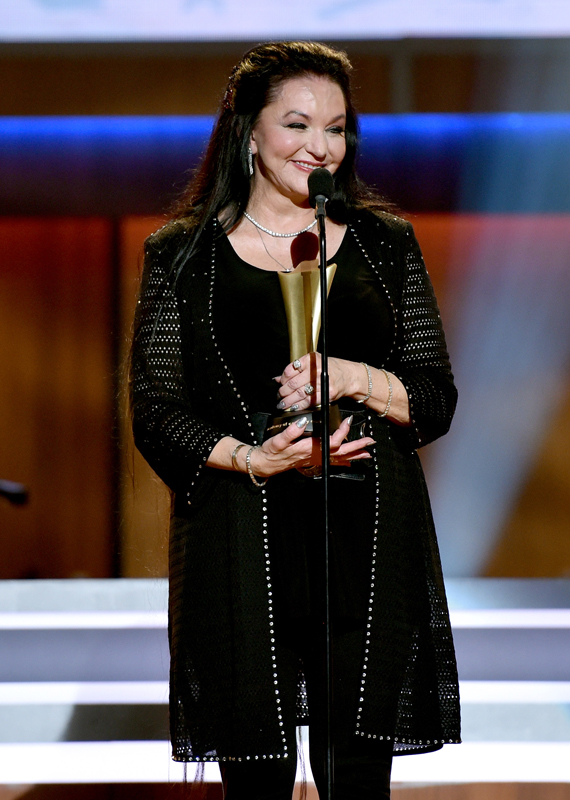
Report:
354,413,379,737
350,221,397,362
201,221,289,762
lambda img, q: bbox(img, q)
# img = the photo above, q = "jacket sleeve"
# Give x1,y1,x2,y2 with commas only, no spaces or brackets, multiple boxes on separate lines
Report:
393,222,458,449
130,226,228,494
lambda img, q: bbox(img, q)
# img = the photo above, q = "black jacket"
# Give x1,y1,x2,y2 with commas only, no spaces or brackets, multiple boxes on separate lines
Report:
131,210,461,763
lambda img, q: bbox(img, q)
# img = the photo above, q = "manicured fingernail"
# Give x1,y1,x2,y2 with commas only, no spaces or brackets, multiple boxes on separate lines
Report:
346,415,353,426
290,404,300,412
277,400,286,410
273,376,281,382
296,416,308,428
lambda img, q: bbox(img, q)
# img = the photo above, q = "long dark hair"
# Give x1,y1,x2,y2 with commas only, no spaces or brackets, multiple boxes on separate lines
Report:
129,42,391,471
173,40,389,241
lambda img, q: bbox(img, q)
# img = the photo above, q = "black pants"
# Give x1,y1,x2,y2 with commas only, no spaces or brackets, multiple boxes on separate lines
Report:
220,737,393,800
219,621,393,799
221,473,392,799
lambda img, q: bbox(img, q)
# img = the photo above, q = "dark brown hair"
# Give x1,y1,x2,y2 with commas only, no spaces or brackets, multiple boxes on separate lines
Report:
173,40,389,240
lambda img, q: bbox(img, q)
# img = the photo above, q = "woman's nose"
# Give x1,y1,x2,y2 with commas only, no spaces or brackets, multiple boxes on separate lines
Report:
305,129,327,160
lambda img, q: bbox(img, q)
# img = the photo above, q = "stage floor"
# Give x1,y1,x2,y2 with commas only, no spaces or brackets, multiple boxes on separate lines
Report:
0,578,569,786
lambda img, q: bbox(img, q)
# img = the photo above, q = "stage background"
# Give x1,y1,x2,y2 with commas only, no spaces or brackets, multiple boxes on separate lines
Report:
1,9,570,800
1,14,570,576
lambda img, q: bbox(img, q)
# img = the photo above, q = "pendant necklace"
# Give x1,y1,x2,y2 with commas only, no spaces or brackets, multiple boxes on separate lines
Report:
253,226,294,272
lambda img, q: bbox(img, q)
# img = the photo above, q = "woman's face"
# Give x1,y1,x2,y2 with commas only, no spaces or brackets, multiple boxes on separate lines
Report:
250,74,347,205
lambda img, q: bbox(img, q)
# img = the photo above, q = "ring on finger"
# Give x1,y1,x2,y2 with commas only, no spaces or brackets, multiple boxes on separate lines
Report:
293,359,302,371
304,383,315,396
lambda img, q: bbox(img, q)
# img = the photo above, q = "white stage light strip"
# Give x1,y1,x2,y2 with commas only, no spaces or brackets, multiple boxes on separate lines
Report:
449,609,570,628
0,741,206,784
2,608,569,629
1,741,570,784
0,681,169,704
2,681,569,706
390,742,570,784
0,611,168,629
459,681,570,703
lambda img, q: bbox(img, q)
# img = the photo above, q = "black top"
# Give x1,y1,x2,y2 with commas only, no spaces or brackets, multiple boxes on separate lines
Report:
214,228,393,412
214,228,396,623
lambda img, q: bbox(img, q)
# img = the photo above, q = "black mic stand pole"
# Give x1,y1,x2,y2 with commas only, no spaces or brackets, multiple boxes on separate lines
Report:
315,196,334,800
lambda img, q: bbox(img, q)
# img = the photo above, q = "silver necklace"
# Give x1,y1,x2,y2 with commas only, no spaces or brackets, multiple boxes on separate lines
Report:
244,210,317,238
253,225,294,272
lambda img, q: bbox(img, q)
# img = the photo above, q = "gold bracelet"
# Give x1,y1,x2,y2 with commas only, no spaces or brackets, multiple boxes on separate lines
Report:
357,362,373,404
379,369,393,418
231,443,246,472
246,446,268,487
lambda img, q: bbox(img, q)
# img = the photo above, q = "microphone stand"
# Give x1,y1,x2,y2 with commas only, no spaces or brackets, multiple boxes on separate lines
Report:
315,196,334,800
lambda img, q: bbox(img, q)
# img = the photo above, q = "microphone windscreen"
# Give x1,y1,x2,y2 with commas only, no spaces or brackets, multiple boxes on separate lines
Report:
308,168,335,208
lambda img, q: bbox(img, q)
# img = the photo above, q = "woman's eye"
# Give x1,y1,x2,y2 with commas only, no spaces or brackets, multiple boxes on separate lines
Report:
287,122,307,130
328,127,345,135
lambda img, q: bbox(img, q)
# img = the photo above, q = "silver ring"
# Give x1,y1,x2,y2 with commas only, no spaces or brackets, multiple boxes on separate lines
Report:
304,383,314,395
293,359,302,371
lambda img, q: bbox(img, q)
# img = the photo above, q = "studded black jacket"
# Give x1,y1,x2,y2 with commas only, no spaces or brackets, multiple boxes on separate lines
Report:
131,210,461,763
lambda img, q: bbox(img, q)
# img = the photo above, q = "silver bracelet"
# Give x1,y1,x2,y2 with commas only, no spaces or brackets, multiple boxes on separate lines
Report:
379,369,393,418
357,362,373,404
246,445,268,487
231,443,246,472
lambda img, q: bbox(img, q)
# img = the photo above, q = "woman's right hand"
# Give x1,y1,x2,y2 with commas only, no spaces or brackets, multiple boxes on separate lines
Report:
248,415,375,478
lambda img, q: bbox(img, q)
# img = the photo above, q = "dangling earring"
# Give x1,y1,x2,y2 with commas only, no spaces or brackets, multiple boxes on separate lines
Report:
248,147,254,177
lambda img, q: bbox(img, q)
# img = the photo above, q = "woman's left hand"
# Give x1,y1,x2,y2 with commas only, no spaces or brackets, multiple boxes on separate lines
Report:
276,352,412,426
294,415,375,472
276,352,358,411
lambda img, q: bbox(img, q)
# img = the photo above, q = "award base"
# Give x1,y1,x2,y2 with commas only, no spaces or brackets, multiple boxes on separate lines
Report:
263,403,342,441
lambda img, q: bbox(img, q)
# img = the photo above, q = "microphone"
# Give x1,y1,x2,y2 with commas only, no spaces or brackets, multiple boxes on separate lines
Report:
308,168,334,216
0,479,28,505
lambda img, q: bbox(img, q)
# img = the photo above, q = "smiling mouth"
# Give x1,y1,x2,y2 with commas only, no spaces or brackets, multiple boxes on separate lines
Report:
292,161,326,171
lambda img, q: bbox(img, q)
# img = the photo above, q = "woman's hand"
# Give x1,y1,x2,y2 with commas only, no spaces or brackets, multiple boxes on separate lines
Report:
275,352,412,426
250,414,375,478
276,352,359,411
206,410,374,479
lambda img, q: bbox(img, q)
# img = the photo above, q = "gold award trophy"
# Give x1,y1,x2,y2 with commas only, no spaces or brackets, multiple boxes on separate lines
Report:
264,262,342,439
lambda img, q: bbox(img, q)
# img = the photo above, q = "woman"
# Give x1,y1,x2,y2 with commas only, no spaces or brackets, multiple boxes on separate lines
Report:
131,41,460,799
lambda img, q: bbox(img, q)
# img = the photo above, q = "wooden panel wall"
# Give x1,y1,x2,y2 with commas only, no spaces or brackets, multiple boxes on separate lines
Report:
393,784,570,800
1,783,569,800
2,40,569,117
0,55,240,116
118,215,170,578
0,218,114,578
0,51,391,116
